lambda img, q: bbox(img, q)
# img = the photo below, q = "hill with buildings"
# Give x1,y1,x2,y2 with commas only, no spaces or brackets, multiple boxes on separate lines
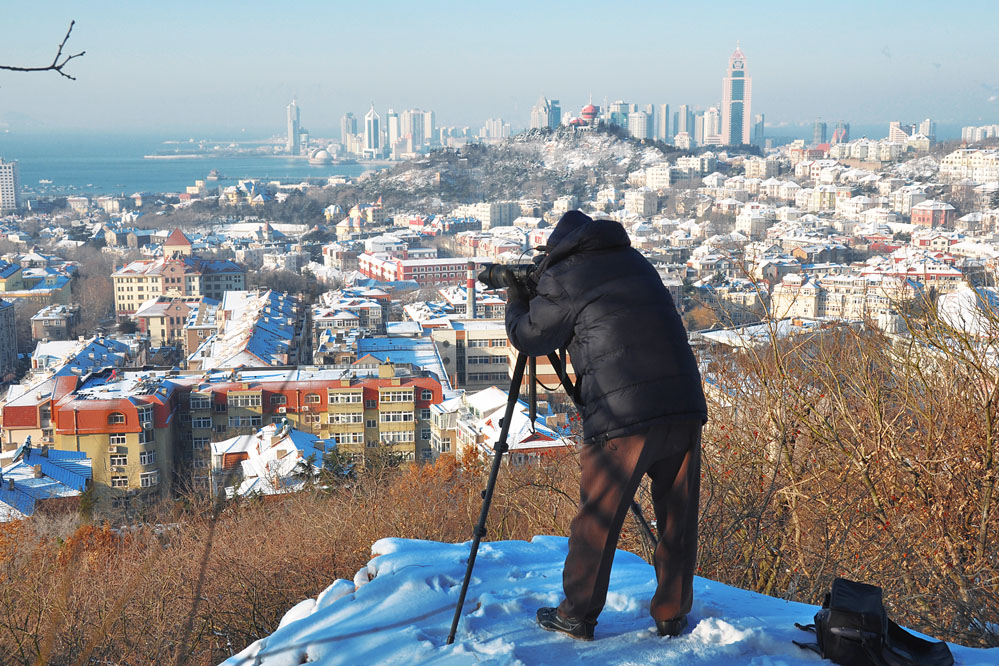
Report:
342,126,682,211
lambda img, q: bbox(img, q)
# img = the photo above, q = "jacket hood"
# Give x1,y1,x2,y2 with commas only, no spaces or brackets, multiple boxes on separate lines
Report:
544,218,631,267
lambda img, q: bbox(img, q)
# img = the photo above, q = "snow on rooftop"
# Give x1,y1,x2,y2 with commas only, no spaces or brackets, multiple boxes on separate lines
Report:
221,536,997,666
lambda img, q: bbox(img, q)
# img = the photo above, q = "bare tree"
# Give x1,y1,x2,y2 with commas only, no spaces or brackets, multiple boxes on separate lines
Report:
0,21,85,80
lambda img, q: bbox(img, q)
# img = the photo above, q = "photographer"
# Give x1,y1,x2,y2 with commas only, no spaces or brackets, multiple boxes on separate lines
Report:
504,210,707,641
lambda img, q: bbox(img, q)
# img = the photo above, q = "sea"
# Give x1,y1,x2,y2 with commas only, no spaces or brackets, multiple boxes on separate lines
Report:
0,131,372,199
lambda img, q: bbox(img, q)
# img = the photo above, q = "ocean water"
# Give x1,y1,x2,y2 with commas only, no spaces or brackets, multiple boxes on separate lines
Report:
0,132,371,198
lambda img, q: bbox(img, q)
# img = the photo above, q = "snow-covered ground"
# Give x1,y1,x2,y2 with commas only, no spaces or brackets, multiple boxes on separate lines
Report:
222,536,998,665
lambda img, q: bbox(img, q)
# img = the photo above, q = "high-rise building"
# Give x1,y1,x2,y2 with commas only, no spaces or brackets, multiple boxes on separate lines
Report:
720,44,752,146
0,158,21,212
627,111,652,139
832,120,850,144
751,114,766,148
676,105,694,137
608,100,630,128
423,110,437,146
656,104,670,142
341,112,357,146
530,95,561,130
703,107,721,145
386,109,400,148
364,104,381,158
286,99,300,155
813,120,827,146
400,109,426,148
919,118,937,140
888,121,913,142
693,111,705,146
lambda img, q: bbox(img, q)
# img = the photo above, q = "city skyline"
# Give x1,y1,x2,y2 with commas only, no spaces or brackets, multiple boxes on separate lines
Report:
1,1,998,136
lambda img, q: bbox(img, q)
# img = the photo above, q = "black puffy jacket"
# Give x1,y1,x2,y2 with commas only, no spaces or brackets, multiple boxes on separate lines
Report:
505,219,707,443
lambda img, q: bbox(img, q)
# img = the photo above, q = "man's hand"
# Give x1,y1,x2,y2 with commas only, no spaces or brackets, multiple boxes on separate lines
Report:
504,272,530,304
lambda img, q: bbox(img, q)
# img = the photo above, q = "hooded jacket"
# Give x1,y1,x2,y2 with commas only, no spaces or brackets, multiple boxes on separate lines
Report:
505,218,707,443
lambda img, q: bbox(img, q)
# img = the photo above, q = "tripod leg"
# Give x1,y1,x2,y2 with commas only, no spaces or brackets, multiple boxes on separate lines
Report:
446,352,529,645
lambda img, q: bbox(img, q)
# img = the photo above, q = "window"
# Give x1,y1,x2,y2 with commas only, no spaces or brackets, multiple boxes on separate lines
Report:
229,415,262,428
421,390,433,401
329,391,362,404
109,433,127,446
304,393,322,404
137,407,153,424
180,413,192,424
420,408,431,420
366,419,377,428
108,412,126,425
191,417,212,429
190,396,211,410
228,393,261,408
330,412,363,424
421,428,431,441
380,411,414,423
214,424,227,434
139,450,156,465
270,394,287,405
215,402,227,413
111,476,129,488
381,390,413,403
193,458,208,468
140,471,159,488
193,437,210,450
138,429,154,444
381,430,414,443
110,454,127,467
365,399,377,408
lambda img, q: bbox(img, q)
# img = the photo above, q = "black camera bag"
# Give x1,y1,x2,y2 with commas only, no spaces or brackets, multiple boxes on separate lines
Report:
794,578,953,666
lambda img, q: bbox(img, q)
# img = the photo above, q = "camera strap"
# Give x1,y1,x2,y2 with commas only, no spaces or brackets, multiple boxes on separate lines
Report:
546,348,579,404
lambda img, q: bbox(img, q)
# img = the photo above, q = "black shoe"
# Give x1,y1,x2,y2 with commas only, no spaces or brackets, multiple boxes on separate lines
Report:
656,615,688,637
536,607,595,641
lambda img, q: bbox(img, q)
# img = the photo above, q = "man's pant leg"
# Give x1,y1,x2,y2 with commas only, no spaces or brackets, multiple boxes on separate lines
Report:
647,421,701,622
559,432,649,623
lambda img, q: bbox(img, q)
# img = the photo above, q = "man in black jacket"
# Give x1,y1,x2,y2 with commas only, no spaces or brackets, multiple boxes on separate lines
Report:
505,210,707,641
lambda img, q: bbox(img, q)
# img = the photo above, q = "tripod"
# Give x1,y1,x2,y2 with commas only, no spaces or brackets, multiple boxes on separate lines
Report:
445,351,657,645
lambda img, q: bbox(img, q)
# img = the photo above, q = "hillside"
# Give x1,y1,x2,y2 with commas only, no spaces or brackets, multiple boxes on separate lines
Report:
222,536,998,665
339,126,683,210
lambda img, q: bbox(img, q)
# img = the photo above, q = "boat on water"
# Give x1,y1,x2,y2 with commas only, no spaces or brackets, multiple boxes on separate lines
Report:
39,179,53,184
206,169,225,180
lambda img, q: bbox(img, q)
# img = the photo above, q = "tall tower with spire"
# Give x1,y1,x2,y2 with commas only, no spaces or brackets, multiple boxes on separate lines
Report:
286,98,301,154
364,103,381,158
720,43,752,146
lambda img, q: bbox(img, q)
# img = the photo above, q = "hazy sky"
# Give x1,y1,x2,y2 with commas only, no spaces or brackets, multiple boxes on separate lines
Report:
1,0,998,137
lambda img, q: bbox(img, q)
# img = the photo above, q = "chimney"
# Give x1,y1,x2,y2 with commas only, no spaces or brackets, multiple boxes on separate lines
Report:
466,261,477,319
33,465,43,478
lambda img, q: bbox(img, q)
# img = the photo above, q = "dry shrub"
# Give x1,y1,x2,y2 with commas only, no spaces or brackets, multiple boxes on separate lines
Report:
698,315,999,647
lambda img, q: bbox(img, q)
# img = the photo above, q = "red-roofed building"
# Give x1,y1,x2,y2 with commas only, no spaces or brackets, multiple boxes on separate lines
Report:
164,228,193,256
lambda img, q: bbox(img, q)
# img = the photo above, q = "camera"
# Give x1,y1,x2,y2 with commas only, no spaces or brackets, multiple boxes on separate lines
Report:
477,263,539,294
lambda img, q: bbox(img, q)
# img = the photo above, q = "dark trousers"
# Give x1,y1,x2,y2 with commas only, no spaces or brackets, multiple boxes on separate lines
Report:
558,420,701,624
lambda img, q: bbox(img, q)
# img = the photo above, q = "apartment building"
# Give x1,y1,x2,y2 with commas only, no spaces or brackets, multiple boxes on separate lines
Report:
49,369,179,506
112,256,246,318
357,253,489,286
30,304,81,342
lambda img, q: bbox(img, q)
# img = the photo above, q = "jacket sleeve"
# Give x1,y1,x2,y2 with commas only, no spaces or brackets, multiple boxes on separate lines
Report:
504,276,575,357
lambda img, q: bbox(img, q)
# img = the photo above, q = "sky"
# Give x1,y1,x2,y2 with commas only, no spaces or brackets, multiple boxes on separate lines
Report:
2,1,999,137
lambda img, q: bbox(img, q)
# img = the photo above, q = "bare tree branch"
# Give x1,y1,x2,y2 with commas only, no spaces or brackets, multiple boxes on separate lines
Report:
0,21,85,80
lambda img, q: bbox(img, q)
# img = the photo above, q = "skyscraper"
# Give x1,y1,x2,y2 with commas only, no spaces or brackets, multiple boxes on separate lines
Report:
386,109,400,148
657,104,670,142
341,112,357,147
832,120,850,144
703,107,721,145
627,111,652,139
752,114,766,148
0,158,20,212
364,104,381,158
530,95,561,130
813,120,827,145
720,44,752,146
676,105,694,136
286,99,300,155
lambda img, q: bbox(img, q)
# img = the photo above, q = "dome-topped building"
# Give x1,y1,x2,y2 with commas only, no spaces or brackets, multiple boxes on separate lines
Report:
309,148,332,165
